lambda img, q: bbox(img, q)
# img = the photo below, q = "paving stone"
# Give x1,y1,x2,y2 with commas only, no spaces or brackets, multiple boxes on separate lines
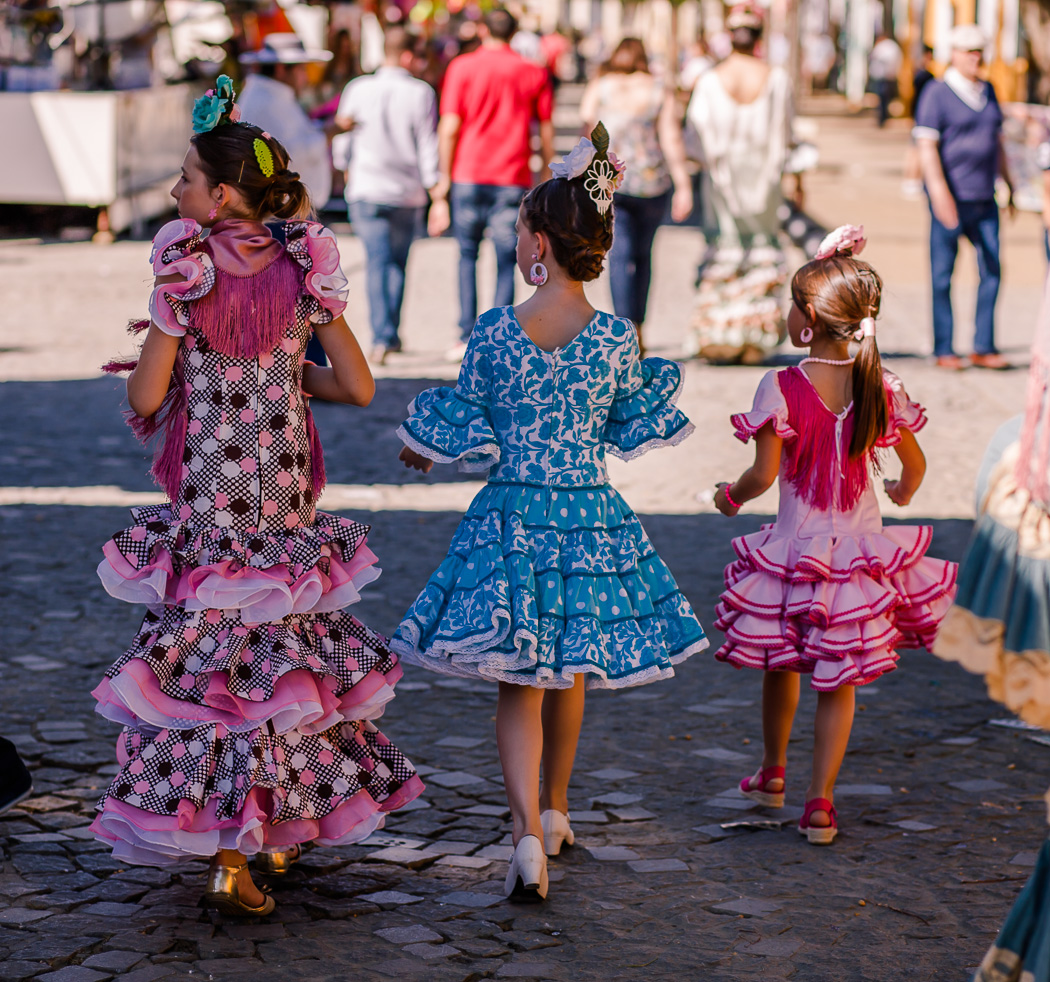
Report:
569,810,608,824
495,931,563,951
194,959,264,975
82,951,146,972
0,963,50,982
585,768,640,781
11,854,78,877
627,858,690,873
694,746,751,762
365,847,441,868
684,703,731,715
10,832,71,844
197,939,255,960
374,924,444,944
14,935,102,961
1011,852,1040,866
34,968,111,982
586,846,640,861
359,831,427,849
589,792,643,807
497,962,560,977
435,855,493,869
608,806,656,822
426,839,480,856
359,891,426,907
77,902,142,918
941,736,980,745
457,804,510,817
894,820,938,832
834,784,894,796
704,797,758,811
951,779,1010,793
119,965,182,982
434,736,487,749
708,698,756,708
0,908,53,926
710,898,783,917
402,942,461,960
740,937,804,957
475,845,514,861
436,891,503,908
426,771,489,789
24,890,87,913
302,897,380,919
692,824,743,842
452,938,511,958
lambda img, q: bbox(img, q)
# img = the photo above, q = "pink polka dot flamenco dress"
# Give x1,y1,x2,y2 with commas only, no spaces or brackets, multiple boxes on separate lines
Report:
91,218,423,866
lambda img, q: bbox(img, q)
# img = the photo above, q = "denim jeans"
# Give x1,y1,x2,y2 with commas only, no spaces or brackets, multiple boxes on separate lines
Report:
349,201,422,348
929,198,1000,357
608,190,670,325
450,183,524,340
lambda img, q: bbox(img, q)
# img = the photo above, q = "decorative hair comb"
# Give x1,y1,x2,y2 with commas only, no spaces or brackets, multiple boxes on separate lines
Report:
192,74,241,134
549,122,626,218
814,224,867,260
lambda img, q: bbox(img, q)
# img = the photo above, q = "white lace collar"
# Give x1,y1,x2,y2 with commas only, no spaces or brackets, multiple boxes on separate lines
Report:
944,66,988,112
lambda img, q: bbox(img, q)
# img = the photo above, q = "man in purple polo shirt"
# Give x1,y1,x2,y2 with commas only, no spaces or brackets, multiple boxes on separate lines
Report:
914,24,1015,370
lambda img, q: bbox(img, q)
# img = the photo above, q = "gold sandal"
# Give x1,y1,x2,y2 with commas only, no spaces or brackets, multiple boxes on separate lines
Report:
202,859,276,916
254,843,302,876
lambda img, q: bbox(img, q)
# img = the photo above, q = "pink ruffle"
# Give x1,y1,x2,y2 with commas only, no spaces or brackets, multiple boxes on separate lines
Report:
714,525,957,690
731,408,798,444
147,219,214,338
285,222,349,323
877,370,928,447
98,539,379,621
93,658,402,735
89,775,425,866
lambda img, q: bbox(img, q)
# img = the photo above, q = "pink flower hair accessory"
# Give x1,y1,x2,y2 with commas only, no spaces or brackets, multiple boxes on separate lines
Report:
814,224,867,260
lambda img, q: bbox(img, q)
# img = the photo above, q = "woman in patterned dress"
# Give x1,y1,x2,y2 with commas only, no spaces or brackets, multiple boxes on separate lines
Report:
92,78,422,915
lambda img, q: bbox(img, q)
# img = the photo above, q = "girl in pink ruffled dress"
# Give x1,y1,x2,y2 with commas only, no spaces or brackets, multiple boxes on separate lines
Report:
91,77,422,915
712,225,957,844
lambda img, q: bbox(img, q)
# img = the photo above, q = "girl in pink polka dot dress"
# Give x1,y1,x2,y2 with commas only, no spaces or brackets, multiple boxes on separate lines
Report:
90,77,422,916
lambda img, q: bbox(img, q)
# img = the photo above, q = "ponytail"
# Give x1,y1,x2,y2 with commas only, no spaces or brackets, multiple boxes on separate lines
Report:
849,329,888,458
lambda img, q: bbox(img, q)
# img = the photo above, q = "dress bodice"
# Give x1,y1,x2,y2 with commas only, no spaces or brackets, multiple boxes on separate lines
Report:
398,307,692,488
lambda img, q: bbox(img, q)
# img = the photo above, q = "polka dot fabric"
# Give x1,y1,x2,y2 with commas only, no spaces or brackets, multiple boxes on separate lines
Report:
92,222,422,863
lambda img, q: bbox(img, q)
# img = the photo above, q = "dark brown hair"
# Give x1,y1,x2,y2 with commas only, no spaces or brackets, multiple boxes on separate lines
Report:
485,8,518,41
191,123,312,222
791,255,888,458
603,37,649,74
522,178,613,282
730,26,762,53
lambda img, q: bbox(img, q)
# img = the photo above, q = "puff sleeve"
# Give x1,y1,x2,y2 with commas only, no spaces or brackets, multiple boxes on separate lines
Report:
148,219,215,337
396,323,500,473
285,221,350,325
730,370,798,443
604,322,694,459
876,370,928,447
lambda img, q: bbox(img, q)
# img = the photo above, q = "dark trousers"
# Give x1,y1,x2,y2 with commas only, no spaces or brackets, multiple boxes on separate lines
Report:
929,198,1000,357
349,201,422,348
450,183,524,340
874,78,895,127
608,190,670,325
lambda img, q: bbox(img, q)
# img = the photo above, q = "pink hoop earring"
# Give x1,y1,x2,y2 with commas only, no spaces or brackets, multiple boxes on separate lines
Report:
800,326,814,344
529,254,548,287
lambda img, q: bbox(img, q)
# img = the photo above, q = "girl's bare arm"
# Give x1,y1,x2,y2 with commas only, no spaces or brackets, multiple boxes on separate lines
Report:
884,428,926,507
302,315,375,406
127,273,185,417
715,425,783,516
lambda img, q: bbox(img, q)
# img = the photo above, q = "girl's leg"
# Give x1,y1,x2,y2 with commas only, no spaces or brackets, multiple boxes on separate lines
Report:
742,670,800,793
497,682,546,844
539,674,586,814
806,685,857,827
215,848,267,907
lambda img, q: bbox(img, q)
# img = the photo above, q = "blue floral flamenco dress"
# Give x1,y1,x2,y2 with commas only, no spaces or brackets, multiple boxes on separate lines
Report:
390,306,708,688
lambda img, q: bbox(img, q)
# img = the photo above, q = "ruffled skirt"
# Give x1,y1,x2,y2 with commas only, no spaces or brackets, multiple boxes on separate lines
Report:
92,504,421,862
715,523,957,690
391,483,708,689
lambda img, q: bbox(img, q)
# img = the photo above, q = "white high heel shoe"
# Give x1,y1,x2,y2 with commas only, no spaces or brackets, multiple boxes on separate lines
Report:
540,809,575,857
504,834,548,902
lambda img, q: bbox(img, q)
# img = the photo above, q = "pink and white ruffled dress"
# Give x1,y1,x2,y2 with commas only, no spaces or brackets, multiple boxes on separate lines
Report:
91,218,422,865
715,366,958,691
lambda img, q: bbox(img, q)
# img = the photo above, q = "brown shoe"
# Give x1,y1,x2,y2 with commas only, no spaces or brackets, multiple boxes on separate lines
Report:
970,352,1010,370
935,355,966,370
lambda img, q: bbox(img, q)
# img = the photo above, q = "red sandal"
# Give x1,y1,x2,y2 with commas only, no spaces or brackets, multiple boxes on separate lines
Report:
799,798,838,845
738,766,785,808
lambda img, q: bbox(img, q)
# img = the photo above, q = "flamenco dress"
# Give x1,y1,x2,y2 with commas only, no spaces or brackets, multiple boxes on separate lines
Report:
933,274,1050,982
390,306,708,688
90,218,422,865
715,366,957,689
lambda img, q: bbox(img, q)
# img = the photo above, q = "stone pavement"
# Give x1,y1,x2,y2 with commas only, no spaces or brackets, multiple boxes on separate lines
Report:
2,109,1050,981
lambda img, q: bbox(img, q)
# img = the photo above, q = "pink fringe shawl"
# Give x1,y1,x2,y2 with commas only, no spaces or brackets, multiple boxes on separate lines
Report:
779,367,876,513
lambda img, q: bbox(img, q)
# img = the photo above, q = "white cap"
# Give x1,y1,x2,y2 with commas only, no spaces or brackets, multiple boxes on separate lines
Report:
949,24,986,51
239,33,333,65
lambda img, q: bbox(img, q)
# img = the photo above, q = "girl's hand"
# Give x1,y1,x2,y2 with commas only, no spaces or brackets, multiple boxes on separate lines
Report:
714,482,740,516
883,478,913,507
399,445,434,473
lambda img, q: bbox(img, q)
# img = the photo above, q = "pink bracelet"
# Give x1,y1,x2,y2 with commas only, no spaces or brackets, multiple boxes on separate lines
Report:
723,484,742,510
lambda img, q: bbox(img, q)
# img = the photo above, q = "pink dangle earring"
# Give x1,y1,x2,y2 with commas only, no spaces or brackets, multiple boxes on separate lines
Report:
529,254,548,287
800,325,814,344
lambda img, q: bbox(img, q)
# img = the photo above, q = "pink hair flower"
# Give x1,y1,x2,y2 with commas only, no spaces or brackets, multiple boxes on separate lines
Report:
230,105,242,122
814,224,867,260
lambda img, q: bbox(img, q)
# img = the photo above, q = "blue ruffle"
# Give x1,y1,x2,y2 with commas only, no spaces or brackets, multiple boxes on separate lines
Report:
397,387,500,473
390,483,708,688
604,358,694,460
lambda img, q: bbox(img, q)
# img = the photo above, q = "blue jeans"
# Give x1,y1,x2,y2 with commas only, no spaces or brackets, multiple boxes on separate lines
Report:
929,198,1000,357
450,183,524,340
608,190,670,325
349,201,422,348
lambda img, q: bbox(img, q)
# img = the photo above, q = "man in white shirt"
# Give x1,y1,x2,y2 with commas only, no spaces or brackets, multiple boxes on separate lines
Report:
336,27,439,363
869,34,903,127
238,34,333,208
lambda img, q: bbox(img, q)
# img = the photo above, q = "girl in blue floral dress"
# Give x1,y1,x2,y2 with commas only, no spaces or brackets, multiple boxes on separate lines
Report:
392,126,708,901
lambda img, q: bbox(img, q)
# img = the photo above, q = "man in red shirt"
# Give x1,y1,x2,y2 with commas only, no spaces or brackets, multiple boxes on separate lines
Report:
429,8,554,360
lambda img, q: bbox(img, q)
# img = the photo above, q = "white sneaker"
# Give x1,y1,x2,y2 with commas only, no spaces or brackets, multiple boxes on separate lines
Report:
445,341,468,363
540,809,575,857
504,834,548,901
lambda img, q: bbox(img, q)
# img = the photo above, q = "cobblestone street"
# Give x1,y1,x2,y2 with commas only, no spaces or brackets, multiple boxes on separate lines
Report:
2,111,1050,981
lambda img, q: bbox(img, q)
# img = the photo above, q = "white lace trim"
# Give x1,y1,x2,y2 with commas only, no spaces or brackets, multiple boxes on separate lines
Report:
606,420,696,462
395,425,499,474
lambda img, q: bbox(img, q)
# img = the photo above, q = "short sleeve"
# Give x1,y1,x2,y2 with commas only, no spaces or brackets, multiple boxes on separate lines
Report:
440,57,465,117
396,325,499,472
913,83,942,141
148,219,215,338
603,324,694,459
535,72,554,122
876,370,927,447
284,222,349,325
730,370,798,443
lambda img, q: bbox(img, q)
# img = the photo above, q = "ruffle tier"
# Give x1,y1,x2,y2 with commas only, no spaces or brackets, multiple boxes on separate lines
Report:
603,357,694,460
397,387,500,473
715,524,957,690
91,720,423,865
391,483,708,689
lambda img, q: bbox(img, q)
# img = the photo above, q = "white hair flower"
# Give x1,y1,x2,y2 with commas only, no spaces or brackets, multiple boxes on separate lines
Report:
550,138,597,180
814,224,867,260
583,158,620,215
